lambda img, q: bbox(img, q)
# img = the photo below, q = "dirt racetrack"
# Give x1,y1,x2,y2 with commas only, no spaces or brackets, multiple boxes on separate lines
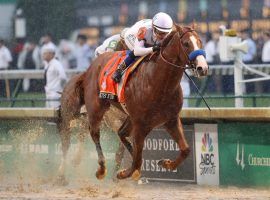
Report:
1,179,270,200
0,119,269,199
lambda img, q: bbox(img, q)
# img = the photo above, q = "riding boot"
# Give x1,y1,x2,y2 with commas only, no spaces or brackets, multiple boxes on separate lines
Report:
112,62,127,83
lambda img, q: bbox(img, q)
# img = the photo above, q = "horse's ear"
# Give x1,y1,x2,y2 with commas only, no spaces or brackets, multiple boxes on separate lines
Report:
191,20,198,30
173,22,182,32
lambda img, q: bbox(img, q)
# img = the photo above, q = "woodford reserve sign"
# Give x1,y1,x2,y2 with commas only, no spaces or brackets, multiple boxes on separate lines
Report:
141,125,195,182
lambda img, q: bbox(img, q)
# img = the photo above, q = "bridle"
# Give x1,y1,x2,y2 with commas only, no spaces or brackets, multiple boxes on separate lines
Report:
159,28,206,69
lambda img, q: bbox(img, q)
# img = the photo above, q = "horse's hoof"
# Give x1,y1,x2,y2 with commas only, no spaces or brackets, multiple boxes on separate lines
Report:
117,169,128,179
54,175,69,186
157,159,170,166
158,159,175,170
96,168,107,180
131,170,141,181
157,159,163,166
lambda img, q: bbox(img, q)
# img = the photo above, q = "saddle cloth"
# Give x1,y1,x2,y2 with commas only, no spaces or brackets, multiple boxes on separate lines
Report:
99,51,146,103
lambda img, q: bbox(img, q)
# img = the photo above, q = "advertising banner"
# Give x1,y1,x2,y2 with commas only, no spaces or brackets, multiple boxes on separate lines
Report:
141,125,195,182
219,123,270,186
195,124,219,185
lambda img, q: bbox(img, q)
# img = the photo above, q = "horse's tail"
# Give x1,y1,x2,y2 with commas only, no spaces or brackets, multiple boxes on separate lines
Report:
75,72,86,106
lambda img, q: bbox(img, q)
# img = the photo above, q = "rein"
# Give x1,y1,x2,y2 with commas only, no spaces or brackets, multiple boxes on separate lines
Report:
159,29,205,70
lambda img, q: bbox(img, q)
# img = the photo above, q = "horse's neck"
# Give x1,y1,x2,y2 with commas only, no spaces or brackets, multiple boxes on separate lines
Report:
155,34,185,89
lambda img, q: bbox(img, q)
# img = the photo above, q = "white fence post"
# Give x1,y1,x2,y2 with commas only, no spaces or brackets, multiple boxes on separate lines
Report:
234,51,244,107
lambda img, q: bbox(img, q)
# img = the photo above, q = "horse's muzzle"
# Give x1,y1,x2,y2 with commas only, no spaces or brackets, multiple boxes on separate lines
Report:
196,65,208,77
194,55,208,77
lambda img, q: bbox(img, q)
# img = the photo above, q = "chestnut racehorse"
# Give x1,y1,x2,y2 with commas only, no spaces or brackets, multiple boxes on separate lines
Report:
57,24,208,182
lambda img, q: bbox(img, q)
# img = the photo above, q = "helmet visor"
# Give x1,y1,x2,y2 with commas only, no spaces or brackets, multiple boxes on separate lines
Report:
153,27,169,37
153,25,172,33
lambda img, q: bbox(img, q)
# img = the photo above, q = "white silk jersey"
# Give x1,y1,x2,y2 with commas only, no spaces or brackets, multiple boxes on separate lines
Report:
94,34,121,57
123,19,162,56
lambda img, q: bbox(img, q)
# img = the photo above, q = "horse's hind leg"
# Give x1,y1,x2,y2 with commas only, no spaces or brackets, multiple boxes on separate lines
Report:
56,80,83,184
117,124,149,180
158,117,190,170
56,120,71,184
86,99,109,180
118,117,133,155
112,117,133,180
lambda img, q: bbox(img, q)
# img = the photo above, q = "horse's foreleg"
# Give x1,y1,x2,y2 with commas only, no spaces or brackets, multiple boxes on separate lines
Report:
159,117,190,170
117,125,148,180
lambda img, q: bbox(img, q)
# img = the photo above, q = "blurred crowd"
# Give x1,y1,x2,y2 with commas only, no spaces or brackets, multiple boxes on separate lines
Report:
203,29,270,65
0,26,270,105
0,33,96,94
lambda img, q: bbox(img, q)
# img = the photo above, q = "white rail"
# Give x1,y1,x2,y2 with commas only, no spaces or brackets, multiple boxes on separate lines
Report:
0,69,84,80
0,65,270,80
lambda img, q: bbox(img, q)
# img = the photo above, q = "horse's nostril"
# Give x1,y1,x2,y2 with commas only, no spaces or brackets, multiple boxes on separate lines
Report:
196,66,203,71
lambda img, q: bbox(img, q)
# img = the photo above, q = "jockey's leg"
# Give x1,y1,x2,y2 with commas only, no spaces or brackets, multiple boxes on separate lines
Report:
112,50,136,83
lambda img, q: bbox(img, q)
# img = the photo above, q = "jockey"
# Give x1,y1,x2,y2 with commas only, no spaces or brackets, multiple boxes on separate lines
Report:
112,12,173,83
94,28,130,58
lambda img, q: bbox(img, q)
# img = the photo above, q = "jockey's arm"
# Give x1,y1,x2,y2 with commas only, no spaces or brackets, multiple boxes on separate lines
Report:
133,39,154,56
94,45,104,58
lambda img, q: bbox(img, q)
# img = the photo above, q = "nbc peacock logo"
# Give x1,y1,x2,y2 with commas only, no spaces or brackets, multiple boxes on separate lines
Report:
199,132,216,175
201,133,213,152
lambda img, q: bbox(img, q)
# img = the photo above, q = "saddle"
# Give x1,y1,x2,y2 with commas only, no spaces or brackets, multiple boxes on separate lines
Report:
99,51,146,103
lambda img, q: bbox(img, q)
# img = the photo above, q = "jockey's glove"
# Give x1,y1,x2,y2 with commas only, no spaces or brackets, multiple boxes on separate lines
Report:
152,44,161,52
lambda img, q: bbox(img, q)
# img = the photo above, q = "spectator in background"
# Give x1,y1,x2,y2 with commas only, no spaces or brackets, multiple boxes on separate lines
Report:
75,34,91,71
262,31,270,63
261,31,270,93
255,33,265,63
41,32,56,49
180,74,190,107
42,43,67,108
58,39,76,70
204,31,222,93
17,40,42,92
239,29,256,93
40,33,58,63
0,39,13,97
0,39,12,70
11,38,24,69
240,29,257,64
204,32,218,64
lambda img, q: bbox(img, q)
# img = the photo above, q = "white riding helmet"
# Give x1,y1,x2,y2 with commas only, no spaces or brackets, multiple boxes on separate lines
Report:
120,27,130,39
152,12,173,33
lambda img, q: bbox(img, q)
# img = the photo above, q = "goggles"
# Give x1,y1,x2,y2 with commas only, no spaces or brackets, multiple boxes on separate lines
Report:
153,27,168,37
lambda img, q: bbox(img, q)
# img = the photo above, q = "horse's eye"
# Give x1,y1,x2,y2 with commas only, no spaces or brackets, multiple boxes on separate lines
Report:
183,42,189,48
